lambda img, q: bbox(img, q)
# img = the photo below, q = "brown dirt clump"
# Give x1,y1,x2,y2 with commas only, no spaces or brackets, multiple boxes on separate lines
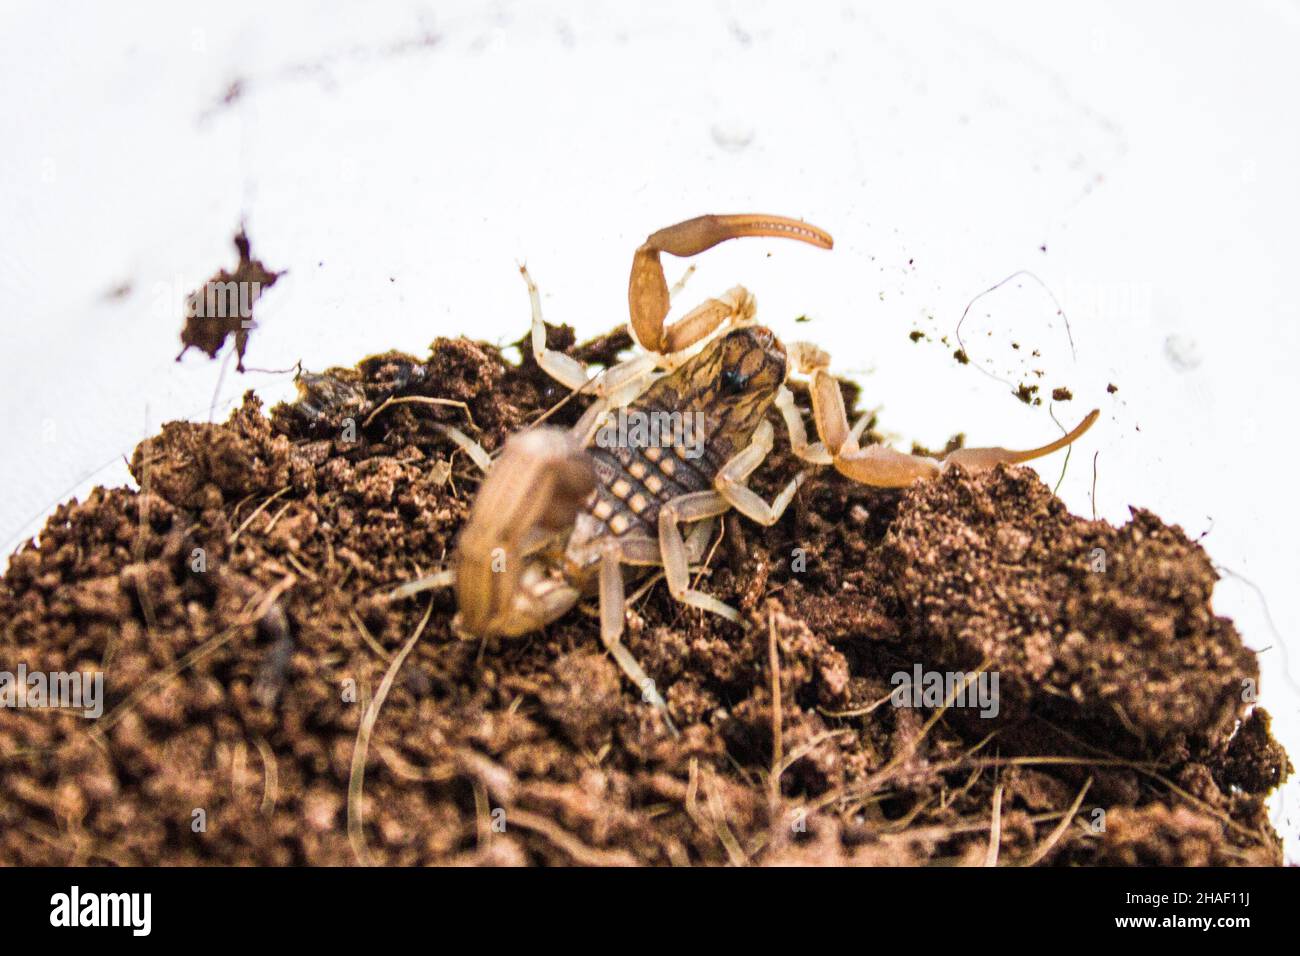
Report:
176,230,282,372
1,326,1289,866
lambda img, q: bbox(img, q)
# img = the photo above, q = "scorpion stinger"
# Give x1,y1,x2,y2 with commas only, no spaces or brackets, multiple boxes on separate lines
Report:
795,343,1100,488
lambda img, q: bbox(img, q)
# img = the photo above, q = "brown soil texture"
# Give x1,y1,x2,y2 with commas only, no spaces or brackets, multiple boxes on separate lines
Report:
1,327,1290,866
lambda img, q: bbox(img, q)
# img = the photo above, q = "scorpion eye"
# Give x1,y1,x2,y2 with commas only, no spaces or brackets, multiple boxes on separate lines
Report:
720,367,750,394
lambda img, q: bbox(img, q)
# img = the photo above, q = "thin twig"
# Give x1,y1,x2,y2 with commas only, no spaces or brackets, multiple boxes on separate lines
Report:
703,770,747,866
228,486,291,545
348,599,434,866
349,609,393,661
253,735,279,817
88,575,296,741
768,606,783,803
1090,450,1099,520
509,809,637,866
362,395,477,430
982,784,1004,867
1017,776,1092,867
817,688,896,719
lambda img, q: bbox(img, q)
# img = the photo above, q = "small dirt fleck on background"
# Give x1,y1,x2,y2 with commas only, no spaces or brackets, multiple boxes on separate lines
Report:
177,230,283,372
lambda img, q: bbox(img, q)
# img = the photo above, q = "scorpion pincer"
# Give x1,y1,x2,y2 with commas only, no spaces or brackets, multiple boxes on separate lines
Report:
394,214,1098,735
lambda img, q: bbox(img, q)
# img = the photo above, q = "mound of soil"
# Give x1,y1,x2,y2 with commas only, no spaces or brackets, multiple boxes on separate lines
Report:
0,327,1290,865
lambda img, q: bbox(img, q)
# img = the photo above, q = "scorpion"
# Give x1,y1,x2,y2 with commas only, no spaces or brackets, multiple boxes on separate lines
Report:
394,214,1098,733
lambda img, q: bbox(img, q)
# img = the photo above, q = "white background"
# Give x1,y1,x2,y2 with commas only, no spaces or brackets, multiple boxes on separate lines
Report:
2,0,1297,859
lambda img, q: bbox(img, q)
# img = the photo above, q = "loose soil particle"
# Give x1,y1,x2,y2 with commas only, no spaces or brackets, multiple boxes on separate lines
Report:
0,326,1289,866
1014,382,1042,406
176,230,282,372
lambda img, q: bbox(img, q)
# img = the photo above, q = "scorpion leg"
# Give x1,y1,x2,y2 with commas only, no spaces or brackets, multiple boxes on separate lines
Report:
598,538,678,735
657,491,740,622
437,424,493,474
629,214,833,356
714,420,808,525
795,343,1100,488
774,385,832,465
683,518,717,563
522,258,696,398
521,265,665,411
387,567,456,601
522,264,600,391
774,384,875,467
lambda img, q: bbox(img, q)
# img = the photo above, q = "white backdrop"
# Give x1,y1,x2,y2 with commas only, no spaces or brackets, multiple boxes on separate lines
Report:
2,0,1297,859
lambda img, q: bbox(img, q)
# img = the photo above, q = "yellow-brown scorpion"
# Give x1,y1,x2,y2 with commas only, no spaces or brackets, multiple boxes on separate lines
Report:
394,214,1098,733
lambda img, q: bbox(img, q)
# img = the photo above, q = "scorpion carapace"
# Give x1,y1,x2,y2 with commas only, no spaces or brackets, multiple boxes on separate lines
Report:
637,324,788,459
395,213,1099,735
